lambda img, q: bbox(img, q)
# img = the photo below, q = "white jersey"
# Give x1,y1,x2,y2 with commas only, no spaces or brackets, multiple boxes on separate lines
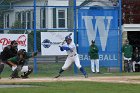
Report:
62,42,77,57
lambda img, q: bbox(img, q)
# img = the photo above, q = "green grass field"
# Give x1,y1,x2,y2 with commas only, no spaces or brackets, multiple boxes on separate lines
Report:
0,62,140,93
1,62,140,78
0,82,140,93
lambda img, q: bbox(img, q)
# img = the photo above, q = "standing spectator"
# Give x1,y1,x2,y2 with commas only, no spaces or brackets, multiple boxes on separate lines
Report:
89,40,100,73
122,39,133,72
132,47,140,72
0,40,18,79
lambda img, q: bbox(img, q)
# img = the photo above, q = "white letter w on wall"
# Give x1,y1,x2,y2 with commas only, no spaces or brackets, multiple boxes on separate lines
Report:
82,16,113,51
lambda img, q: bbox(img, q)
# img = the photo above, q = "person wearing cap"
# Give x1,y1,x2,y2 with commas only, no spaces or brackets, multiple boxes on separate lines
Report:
122,39,133,72
89,40,100,73
55,35,88,78
7,49,38,79
132,47,140,72
0,40,18,79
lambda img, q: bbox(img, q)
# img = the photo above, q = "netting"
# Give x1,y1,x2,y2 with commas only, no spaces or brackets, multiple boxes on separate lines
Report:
0,0,123,75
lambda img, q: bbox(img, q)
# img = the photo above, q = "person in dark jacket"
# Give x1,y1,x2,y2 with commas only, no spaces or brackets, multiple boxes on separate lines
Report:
132,47,140,72
89,40,100,73
0,40,18,79
7,49,37,79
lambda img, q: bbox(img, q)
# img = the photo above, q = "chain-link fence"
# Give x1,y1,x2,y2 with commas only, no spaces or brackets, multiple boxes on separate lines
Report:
0,0,124,76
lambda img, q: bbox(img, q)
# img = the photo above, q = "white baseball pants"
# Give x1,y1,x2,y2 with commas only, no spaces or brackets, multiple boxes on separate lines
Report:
62,54,82,70
132,61,140,72
91,59,99,73
12,66,29,72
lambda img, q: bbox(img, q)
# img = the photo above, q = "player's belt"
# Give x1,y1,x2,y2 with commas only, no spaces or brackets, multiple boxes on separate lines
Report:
69,54,77,57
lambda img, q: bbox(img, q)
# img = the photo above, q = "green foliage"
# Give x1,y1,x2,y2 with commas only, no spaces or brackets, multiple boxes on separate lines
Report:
0,13,3,29
28,31,34,52
0,22,3,28
36,31,41,52
28,30,42,52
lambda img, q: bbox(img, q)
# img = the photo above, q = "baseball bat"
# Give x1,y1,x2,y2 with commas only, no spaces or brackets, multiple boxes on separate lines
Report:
61,33,72,45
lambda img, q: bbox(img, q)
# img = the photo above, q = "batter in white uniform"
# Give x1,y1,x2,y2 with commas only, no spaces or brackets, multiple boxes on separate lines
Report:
55,36,88,78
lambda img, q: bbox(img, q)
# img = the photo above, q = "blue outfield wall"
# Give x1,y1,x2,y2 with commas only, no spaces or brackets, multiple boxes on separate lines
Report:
78,9,119,67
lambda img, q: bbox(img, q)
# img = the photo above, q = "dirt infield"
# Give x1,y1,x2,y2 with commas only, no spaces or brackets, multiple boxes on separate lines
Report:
0,76,140,84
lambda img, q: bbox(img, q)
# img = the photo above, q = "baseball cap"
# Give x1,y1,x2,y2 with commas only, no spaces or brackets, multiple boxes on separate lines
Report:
91,40,95,43
125,39,129,42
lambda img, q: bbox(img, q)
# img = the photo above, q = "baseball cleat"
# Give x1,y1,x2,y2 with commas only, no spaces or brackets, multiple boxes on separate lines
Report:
84,74,88,78
9,77,14,79
97,72,101,74
10,76,20,79
21,75,29,79
55,74,60,78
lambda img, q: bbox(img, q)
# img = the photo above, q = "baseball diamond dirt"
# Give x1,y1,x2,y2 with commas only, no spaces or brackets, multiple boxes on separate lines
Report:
0,76,140,84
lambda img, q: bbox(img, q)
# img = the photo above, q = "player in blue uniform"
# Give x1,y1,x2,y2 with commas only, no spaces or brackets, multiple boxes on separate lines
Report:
55,35,88,78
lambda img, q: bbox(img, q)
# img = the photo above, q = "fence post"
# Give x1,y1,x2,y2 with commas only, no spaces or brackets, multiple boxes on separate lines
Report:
119,0,122,72
33,0,37,74
74,0,78,74
56,56,58,63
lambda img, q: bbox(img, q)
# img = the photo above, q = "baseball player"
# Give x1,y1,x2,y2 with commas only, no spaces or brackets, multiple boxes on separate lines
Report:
89,40,100,73
7,49,37,79
122,39,133,72
0,40,18,79
55,35,88,78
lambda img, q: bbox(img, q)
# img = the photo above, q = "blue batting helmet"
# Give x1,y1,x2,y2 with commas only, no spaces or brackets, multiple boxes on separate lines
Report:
65,36,72,41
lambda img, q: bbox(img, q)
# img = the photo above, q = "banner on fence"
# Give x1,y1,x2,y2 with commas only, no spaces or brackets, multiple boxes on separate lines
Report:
78,9,119,67
41,32,74,55
0,34,28,52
